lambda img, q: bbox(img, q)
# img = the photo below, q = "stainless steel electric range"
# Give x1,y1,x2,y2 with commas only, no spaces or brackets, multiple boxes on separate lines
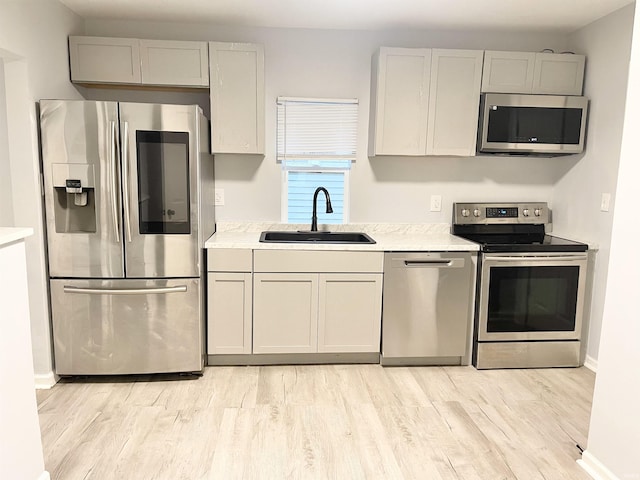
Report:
452,202,589,369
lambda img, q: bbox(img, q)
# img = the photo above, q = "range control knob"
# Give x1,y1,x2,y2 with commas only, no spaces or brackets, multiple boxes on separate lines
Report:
461,208,470,217
523,209,530,217
534,208,542,216
473,209,481,217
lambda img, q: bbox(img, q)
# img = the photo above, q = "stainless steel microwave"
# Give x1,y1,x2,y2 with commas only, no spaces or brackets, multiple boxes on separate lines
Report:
477,93,589,156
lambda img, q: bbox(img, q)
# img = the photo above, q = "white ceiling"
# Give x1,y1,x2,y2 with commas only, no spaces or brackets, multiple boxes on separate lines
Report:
58,0,634,33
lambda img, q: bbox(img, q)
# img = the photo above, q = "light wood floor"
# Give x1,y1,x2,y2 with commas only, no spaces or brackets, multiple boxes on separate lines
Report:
36,365,595,480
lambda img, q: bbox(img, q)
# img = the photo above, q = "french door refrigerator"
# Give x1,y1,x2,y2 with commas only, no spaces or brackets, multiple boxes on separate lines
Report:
39,100,214,375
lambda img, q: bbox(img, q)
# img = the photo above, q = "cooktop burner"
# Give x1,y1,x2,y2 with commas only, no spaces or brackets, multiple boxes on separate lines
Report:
451,202,588,253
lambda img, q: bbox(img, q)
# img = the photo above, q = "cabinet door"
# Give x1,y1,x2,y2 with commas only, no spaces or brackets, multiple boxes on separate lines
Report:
140,40,209,87
253,273,318,354
209,42,265,154
369,47,431,156
69,36,141,84
427,49,483,156
532,53,585,95
207,273,252,355
481,50,535,94
318,274,382,353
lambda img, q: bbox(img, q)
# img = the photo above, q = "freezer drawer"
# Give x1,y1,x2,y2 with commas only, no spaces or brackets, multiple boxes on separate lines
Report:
50,278,203,375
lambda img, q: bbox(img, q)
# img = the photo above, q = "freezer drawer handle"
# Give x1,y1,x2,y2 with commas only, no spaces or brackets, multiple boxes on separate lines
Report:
63,285,188,295
403,259,463,268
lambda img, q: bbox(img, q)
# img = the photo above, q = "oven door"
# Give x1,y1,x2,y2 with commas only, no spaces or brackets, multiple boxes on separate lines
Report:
477,252,587,341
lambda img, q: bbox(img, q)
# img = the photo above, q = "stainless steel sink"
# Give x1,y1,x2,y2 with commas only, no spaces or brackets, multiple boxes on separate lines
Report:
259,231,376,244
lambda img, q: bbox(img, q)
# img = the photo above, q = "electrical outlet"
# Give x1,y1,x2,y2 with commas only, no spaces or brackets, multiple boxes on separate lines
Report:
214,189,225,206
430,195,442,212
600,193,611,212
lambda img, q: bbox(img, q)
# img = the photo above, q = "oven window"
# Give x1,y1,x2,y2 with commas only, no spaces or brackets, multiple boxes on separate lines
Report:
487,266,579,332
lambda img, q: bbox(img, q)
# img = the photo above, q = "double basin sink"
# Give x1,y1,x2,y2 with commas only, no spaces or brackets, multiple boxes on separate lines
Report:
260,231,376,244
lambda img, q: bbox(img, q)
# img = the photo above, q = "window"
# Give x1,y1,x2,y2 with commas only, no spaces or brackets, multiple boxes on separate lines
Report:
277,97,358,224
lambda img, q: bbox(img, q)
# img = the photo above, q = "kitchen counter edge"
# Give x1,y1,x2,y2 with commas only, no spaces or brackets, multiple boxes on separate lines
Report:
0,227,34,248
204,230,480,252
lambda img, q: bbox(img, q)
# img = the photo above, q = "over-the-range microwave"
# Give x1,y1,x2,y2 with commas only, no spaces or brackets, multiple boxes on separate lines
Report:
477,93,589,156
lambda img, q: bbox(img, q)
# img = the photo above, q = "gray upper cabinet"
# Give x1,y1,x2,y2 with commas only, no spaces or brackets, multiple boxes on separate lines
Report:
427,49,484,157
481,50,536,94
368,47,432,156
369,47,483,157
532,52,585,95
139,40,209,87
482,50,585,95
69,36,209,88
69,36,141,84
209,42,265,154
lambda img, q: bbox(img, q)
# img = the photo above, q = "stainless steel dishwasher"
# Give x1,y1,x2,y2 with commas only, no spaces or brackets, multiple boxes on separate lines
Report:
381,252,476,366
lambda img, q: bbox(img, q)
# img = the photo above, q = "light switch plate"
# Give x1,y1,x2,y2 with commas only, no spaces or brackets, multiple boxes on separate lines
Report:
430,195,442,212
600,193,611,212
214,189,225,206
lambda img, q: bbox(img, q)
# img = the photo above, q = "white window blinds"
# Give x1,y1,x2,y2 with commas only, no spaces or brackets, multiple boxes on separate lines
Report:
277,97,358,162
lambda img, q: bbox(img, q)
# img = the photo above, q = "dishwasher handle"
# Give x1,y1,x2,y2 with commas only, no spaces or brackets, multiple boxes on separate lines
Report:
401,258,465,268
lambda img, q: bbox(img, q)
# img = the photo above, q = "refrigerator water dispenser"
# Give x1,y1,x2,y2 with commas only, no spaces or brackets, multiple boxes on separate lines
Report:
51,163,97,233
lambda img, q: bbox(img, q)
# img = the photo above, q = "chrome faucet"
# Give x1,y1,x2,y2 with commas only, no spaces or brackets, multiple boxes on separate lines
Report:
310,187,333,232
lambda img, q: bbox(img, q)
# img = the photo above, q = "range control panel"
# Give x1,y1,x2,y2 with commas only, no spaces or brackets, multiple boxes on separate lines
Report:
453,202,550,225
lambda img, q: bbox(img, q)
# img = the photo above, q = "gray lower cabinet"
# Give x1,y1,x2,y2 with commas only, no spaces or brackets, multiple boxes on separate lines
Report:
318,274,382,353
252,272,382,354
207,249,384,357
207,249,252,355
252,250,384,355
252,273,318,354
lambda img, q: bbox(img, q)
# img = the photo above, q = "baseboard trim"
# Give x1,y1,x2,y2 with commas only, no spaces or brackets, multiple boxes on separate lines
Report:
578,451,620,480
38,471,51,480
584,355,598,373
207,352,380,366
34,371,57,389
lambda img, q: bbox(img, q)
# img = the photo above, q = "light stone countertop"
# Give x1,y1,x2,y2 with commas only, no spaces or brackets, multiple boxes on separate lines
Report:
205,223,480,252
0,227,33,248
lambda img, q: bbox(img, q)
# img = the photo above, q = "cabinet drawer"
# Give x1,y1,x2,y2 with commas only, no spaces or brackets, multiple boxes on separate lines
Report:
253,250,383,273
207,249,252,272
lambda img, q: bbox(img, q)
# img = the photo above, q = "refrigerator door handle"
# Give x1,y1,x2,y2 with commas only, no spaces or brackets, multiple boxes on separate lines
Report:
63,285,188,295
121,121,133,243
110,121,120,243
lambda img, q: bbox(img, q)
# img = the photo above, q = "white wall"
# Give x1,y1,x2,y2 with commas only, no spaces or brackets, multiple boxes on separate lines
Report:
0,234,47,480
85,20,573,223
553,4,635,366
0,59,14,226
0,0,84,384
579,3,640,478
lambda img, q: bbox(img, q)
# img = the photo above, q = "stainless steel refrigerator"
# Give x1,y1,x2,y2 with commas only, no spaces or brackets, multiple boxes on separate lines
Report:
39,100,214,375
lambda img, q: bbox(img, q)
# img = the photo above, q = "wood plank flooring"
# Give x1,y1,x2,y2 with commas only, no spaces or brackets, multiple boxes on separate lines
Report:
36,365,595,480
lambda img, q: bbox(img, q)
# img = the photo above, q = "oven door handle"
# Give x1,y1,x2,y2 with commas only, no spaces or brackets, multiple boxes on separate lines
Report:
483,255,587,262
